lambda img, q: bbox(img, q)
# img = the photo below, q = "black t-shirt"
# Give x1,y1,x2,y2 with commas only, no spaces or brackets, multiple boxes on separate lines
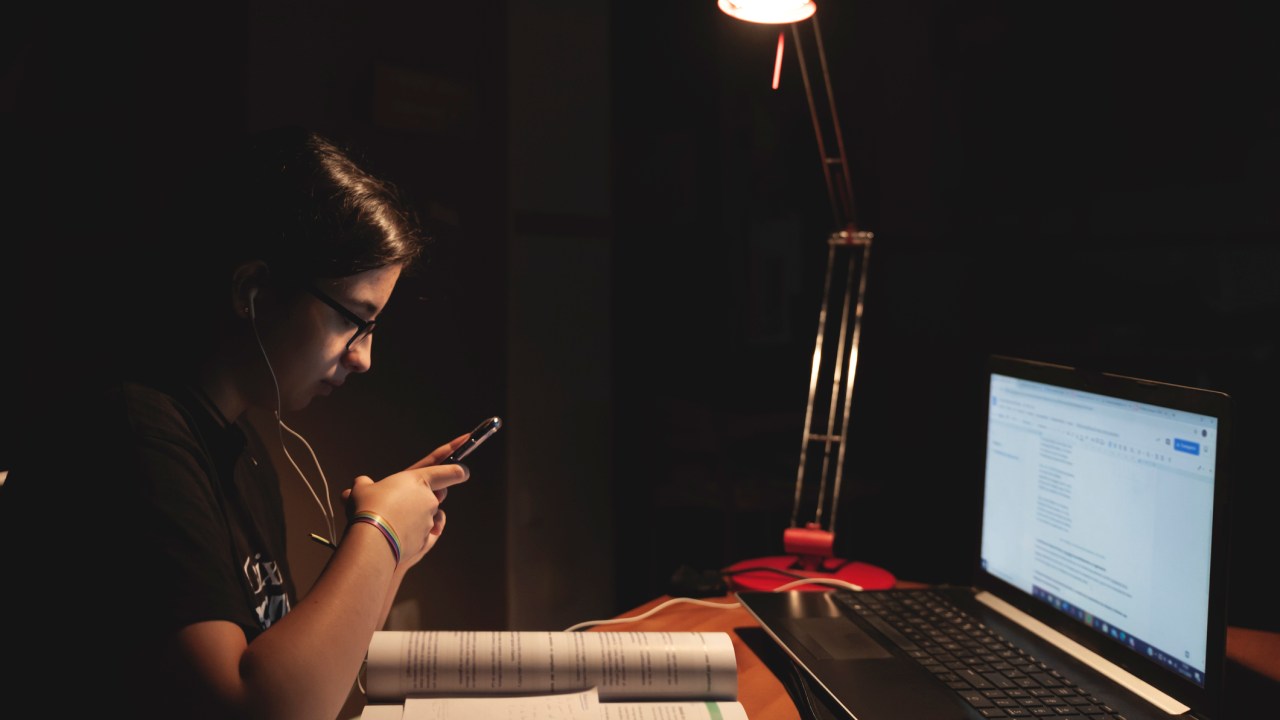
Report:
0,378,297,713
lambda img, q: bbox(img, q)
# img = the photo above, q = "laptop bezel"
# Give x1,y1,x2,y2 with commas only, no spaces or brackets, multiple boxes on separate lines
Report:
972,355,1231,719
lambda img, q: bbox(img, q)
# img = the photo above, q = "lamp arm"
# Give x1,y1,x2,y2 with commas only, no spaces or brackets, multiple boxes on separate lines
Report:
826,235,872,536
789,10,872,537
791,16,857,231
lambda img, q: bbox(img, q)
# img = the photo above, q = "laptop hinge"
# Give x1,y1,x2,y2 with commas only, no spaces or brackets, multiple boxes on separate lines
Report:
975,591,1190,715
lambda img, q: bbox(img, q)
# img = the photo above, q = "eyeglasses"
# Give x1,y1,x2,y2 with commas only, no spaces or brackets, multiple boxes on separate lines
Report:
304,284,377,350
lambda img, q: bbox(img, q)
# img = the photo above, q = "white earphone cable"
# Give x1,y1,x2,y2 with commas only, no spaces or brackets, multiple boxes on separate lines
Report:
250,304,338,546
279,419,338,541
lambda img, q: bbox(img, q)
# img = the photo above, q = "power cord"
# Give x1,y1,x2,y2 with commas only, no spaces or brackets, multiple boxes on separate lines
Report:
720,565,814,580
563,597,741,632
772,577,863,593
563,573,864,631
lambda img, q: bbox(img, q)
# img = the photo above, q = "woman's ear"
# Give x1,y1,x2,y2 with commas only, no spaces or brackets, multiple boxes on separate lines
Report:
231,260,270,320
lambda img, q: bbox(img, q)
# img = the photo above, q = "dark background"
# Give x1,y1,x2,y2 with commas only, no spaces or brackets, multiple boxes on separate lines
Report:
611,1,1279,634
3,1,1277,637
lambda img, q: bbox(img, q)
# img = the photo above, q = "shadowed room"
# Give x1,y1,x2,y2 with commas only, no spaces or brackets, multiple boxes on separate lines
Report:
2,1,1277,716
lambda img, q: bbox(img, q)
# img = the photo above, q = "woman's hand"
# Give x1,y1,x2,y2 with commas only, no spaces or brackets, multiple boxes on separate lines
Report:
405,433,471,471
342,434,470,568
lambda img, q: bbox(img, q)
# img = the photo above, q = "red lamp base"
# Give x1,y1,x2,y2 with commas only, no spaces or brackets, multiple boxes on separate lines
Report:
723,555,896,592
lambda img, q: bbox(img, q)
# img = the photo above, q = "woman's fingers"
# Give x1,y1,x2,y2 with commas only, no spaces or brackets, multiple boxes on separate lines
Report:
344,475,375,503
407,434,472,469
419,463,469,491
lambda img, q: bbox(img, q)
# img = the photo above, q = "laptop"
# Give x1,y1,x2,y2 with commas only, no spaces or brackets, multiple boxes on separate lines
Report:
737,355,1231,720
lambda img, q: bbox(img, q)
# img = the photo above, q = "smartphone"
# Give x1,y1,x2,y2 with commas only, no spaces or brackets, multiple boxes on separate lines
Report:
442,416,503,464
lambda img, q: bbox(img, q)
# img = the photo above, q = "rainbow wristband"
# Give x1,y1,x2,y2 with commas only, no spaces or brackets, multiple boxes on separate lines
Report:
352,511,402,565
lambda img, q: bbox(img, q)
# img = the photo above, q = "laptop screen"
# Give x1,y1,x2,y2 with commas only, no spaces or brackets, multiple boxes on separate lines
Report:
980,368,1221,688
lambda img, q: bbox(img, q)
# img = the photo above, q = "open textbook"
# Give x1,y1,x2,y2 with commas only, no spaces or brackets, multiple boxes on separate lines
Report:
361,630,747,720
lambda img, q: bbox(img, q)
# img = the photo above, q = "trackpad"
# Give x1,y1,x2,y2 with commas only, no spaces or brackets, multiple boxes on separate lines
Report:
785,618,893,660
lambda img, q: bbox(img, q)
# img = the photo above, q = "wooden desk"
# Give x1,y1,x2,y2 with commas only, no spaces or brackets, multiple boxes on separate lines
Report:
598,593,1280,720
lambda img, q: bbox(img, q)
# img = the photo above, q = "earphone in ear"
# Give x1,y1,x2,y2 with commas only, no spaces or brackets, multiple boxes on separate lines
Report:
248,288,258,320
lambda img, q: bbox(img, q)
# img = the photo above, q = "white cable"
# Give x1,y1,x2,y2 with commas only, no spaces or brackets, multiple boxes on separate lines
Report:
279,420,338,543
771,577,863,593
251,314,338,546
560,575,863,633
563,597,741,632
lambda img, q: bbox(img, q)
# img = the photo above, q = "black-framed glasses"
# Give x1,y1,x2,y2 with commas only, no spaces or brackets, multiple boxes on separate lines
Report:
304,284,377,350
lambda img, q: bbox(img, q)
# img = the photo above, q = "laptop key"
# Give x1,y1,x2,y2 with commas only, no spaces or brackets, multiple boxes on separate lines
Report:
982,689,1009,698
1030,673,1062,687
984,672,1017,688
851,607,921,651
958,669,994,688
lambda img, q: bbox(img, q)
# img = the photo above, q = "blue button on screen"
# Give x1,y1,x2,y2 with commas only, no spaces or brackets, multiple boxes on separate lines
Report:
1174,439,1200,455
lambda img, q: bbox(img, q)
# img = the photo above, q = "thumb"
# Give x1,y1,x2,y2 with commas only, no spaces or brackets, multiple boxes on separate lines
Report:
347,474,375,498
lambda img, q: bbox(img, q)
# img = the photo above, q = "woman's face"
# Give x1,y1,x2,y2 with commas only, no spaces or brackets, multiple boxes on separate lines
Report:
254,263,403,412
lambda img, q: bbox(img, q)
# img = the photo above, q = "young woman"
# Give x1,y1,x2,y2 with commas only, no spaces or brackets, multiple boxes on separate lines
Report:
0,127,465,719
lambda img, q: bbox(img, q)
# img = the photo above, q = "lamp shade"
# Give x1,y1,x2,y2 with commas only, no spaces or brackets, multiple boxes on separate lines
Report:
717,0,816,24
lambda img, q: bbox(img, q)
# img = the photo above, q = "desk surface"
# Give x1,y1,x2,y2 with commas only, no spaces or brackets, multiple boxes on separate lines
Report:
598,593,1280,720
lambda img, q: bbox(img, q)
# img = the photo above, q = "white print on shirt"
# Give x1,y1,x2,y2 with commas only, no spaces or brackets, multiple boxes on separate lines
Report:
243,552,291,629
243,552,284,593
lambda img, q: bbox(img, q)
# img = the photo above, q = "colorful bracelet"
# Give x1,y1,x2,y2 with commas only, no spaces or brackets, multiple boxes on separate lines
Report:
351,511,402,565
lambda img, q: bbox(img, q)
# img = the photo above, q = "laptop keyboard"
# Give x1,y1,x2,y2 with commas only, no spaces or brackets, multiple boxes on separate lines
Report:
834,591,1129,720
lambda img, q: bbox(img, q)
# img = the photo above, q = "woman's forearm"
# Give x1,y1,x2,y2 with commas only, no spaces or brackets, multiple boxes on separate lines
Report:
236,522,400,720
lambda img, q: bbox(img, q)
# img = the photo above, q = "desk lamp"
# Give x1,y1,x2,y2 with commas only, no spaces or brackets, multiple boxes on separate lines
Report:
717,0,895,592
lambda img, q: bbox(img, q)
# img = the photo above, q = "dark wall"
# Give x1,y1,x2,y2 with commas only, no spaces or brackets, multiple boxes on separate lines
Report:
2,2,510,631
3,1,1276,638
612,1,1279,632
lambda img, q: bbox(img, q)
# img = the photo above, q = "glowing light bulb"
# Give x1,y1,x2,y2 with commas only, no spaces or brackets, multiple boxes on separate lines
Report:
717,0,816,25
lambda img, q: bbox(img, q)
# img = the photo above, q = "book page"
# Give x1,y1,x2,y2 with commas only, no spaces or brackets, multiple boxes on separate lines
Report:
372,695,749,720
402,689,599,720
366,631,737,703
360,704,405,720
601,701,748,720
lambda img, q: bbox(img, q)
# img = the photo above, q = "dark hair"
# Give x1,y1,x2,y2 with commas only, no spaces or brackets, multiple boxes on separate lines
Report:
208,126,424,281
145,127,427,369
